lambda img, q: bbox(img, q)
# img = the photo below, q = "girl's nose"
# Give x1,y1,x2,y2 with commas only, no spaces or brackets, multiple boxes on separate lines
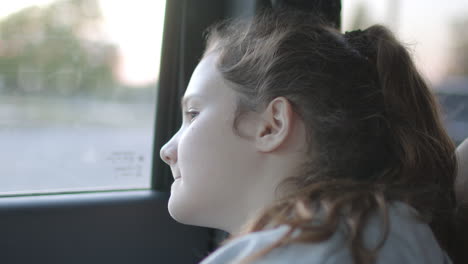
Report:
160,140,177,166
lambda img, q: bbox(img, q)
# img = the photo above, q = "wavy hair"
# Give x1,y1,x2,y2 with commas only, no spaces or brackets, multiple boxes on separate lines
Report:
204,10,457,264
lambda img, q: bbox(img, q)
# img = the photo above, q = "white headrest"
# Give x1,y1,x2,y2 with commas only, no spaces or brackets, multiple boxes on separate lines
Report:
456,138,468,204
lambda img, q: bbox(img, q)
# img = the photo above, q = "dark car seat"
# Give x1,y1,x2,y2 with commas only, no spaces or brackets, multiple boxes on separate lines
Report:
453,138,468,263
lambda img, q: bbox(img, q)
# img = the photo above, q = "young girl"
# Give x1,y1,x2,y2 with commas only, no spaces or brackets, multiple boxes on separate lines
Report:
160,10,457,264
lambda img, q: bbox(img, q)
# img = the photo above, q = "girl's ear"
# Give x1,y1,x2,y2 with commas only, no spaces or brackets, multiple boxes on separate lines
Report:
254,97,294,152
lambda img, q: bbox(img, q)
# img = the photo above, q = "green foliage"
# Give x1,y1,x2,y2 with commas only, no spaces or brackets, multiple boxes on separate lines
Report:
0,0,119,97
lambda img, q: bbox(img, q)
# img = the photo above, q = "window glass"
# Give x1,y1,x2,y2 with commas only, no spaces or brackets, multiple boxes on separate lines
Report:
0,0,166,196
343,0,468,145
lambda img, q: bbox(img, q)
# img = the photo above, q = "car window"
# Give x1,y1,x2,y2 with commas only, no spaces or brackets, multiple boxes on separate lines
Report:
0,0,166,196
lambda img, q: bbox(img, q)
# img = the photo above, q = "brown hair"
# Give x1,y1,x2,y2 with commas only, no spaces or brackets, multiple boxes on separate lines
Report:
204,10,457,264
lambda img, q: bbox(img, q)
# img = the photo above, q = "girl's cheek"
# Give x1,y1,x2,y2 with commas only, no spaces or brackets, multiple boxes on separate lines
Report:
178,126,197,165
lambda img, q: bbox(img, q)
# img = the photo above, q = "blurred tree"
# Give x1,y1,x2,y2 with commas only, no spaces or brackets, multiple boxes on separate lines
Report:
449,17,468,76
0,0,118,97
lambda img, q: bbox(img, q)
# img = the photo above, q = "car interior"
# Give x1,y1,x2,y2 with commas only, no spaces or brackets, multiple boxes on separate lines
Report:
0,0,467,263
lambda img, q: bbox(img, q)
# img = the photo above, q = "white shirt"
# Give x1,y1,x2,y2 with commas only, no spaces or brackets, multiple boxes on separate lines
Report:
200,203,452,264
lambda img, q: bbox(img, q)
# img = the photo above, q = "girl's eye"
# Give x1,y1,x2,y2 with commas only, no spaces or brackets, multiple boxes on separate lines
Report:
184,111,199,121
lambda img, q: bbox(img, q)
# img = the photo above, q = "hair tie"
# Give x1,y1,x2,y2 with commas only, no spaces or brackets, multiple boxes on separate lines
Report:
344,29,363,41
344,29,372,61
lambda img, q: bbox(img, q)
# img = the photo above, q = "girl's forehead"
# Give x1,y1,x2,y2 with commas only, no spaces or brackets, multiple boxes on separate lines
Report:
185,54,232,101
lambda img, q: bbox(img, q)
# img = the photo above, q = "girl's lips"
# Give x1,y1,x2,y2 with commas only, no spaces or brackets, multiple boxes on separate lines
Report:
172,168,181,180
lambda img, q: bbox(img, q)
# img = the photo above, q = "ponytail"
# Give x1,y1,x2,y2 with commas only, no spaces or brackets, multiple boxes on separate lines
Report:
348,25,458,258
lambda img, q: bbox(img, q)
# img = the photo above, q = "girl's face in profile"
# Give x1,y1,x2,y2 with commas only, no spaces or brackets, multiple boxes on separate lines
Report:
160,54,263,231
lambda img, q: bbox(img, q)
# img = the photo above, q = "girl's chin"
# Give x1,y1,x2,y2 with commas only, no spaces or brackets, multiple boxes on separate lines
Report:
170,177,182,190
167,193,212,228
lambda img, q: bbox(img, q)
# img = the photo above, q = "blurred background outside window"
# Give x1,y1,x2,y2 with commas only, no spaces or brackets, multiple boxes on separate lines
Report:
0,0,166,196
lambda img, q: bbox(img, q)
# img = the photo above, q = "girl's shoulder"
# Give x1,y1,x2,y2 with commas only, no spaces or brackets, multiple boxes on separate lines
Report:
199,202,452,264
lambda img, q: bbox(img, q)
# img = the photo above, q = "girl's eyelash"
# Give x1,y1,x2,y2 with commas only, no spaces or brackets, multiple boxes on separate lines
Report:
184,111,199,120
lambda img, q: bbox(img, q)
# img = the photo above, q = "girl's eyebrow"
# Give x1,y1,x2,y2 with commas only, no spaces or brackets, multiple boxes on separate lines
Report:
180,94,204,110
